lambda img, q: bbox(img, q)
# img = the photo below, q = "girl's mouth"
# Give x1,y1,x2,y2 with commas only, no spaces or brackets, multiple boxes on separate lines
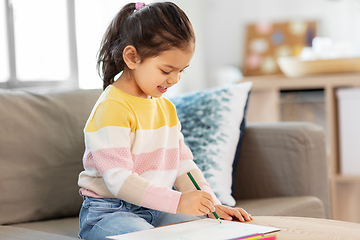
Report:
157,86,168,93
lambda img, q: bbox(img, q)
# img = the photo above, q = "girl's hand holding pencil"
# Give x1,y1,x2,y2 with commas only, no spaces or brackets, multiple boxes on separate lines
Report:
180,172,253,222
177,190,216,216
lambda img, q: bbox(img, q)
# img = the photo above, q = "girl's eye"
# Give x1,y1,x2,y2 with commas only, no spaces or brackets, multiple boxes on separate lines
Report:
161,70,170,75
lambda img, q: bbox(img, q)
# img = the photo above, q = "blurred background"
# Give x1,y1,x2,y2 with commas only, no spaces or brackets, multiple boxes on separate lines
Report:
1,0,360,93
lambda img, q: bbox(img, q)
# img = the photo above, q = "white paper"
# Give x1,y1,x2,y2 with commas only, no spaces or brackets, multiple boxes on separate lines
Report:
107,218,280,240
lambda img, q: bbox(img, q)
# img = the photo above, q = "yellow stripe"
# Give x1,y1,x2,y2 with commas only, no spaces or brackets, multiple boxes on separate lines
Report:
85,86,178,132
85,100,134,132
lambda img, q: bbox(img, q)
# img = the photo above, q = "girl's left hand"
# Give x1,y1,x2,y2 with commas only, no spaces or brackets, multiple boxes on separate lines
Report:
209,205,253,222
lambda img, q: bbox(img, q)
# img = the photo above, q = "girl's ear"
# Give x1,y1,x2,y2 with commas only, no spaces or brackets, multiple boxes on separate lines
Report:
123,45,141,70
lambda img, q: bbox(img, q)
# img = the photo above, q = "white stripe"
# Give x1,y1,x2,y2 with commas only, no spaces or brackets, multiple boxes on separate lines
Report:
132,125,179,154
86,125,180,154
85,126,132,152
79,168,99,177
139,169,178,188
103,168,132,196
177,159,199,177
178,131,185,141
78,168,102,188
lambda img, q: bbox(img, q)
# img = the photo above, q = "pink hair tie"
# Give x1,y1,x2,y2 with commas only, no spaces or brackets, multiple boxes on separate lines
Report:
135,2,145,10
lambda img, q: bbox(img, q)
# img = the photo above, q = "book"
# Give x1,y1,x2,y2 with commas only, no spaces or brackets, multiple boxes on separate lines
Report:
107,218,280,240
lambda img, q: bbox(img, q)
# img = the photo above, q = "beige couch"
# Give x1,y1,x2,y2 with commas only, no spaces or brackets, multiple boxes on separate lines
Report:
0,88,330,239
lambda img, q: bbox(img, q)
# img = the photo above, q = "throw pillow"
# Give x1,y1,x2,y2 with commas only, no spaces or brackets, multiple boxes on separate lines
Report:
170,82,252,206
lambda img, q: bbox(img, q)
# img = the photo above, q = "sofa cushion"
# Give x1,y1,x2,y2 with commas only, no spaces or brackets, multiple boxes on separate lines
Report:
235,196,326,218
0,89,102,225
170,82,252,206
232,122,331,218
0,225,78,240
12,217,80,238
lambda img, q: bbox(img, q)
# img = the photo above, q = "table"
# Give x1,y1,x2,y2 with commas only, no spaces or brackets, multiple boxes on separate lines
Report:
3,216,359,240
250,216,360,239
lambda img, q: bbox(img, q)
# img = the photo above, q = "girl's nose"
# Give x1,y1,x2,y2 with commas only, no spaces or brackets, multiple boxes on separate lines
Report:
167,72,181,85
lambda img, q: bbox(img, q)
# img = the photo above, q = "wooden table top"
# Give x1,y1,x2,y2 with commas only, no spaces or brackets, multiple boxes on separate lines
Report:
249,216,360,240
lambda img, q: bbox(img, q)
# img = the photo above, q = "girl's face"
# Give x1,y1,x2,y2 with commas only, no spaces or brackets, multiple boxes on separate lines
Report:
122,45,194,99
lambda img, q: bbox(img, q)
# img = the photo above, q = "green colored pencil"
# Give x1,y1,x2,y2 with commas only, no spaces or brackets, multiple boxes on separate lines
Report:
186,172,221,223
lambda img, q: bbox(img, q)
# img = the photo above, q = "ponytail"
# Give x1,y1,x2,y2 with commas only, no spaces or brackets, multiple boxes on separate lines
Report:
97,3,136,90
97,2,195,90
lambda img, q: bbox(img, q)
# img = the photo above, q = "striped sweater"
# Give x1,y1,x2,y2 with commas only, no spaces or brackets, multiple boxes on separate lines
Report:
78,86,220,214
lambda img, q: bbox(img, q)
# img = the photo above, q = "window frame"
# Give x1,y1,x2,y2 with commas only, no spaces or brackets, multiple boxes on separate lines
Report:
1,0,79,89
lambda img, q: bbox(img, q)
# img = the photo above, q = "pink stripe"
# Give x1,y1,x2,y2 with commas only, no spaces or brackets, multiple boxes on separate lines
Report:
83,148,97,170
83,147,133,174
179,139,193,161
133,148,179,175
141,184,181,213
84,146,181,175
79,188,110,199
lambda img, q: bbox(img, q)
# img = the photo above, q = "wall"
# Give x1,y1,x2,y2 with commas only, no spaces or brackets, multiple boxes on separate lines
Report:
185,0,360,88
76,0,360,94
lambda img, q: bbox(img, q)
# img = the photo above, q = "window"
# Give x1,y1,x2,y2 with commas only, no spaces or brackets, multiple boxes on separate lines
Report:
0,1,9,83
1,0,78,89
2,0,154,90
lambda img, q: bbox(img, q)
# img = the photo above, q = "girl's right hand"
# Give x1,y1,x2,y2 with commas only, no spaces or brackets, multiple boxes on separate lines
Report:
176,190,215,216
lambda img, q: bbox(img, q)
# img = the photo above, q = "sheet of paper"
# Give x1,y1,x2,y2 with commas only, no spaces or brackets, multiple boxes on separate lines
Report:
107,218,280,240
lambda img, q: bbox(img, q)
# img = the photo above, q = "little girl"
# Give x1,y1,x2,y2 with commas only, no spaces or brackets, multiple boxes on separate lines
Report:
78,2,252,239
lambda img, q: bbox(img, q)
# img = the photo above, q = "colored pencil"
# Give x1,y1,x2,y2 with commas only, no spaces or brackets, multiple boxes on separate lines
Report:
258,234,277,240
186,172,221,223
230,233,263,239
242,235,266,240
231,233,276,240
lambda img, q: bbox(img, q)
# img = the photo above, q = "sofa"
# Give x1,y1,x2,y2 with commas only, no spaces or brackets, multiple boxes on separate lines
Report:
0,88,330,239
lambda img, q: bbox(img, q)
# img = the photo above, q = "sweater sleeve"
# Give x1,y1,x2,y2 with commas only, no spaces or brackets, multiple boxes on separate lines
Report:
79,100,181,213
174,131,222,206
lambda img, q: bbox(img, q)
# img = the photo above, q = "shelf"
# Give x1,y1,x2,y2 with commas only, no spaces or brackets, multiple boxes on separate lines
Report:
243,73,360,91
333,175,360,183
243,73,360,222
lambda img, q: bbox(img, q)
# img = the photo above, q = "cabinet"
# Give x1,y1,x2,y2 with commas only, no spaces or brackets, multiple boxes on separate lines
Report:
242,73,360,223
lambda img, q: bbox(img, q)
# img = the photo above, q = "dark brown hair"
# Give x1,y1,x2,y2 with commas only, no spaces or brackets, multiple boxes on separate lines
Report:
97,2,195,90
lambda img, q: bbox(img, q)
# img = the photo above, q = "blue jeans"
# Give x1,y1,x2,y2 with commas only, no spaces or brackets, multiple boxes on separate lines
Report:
79,196,199,240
